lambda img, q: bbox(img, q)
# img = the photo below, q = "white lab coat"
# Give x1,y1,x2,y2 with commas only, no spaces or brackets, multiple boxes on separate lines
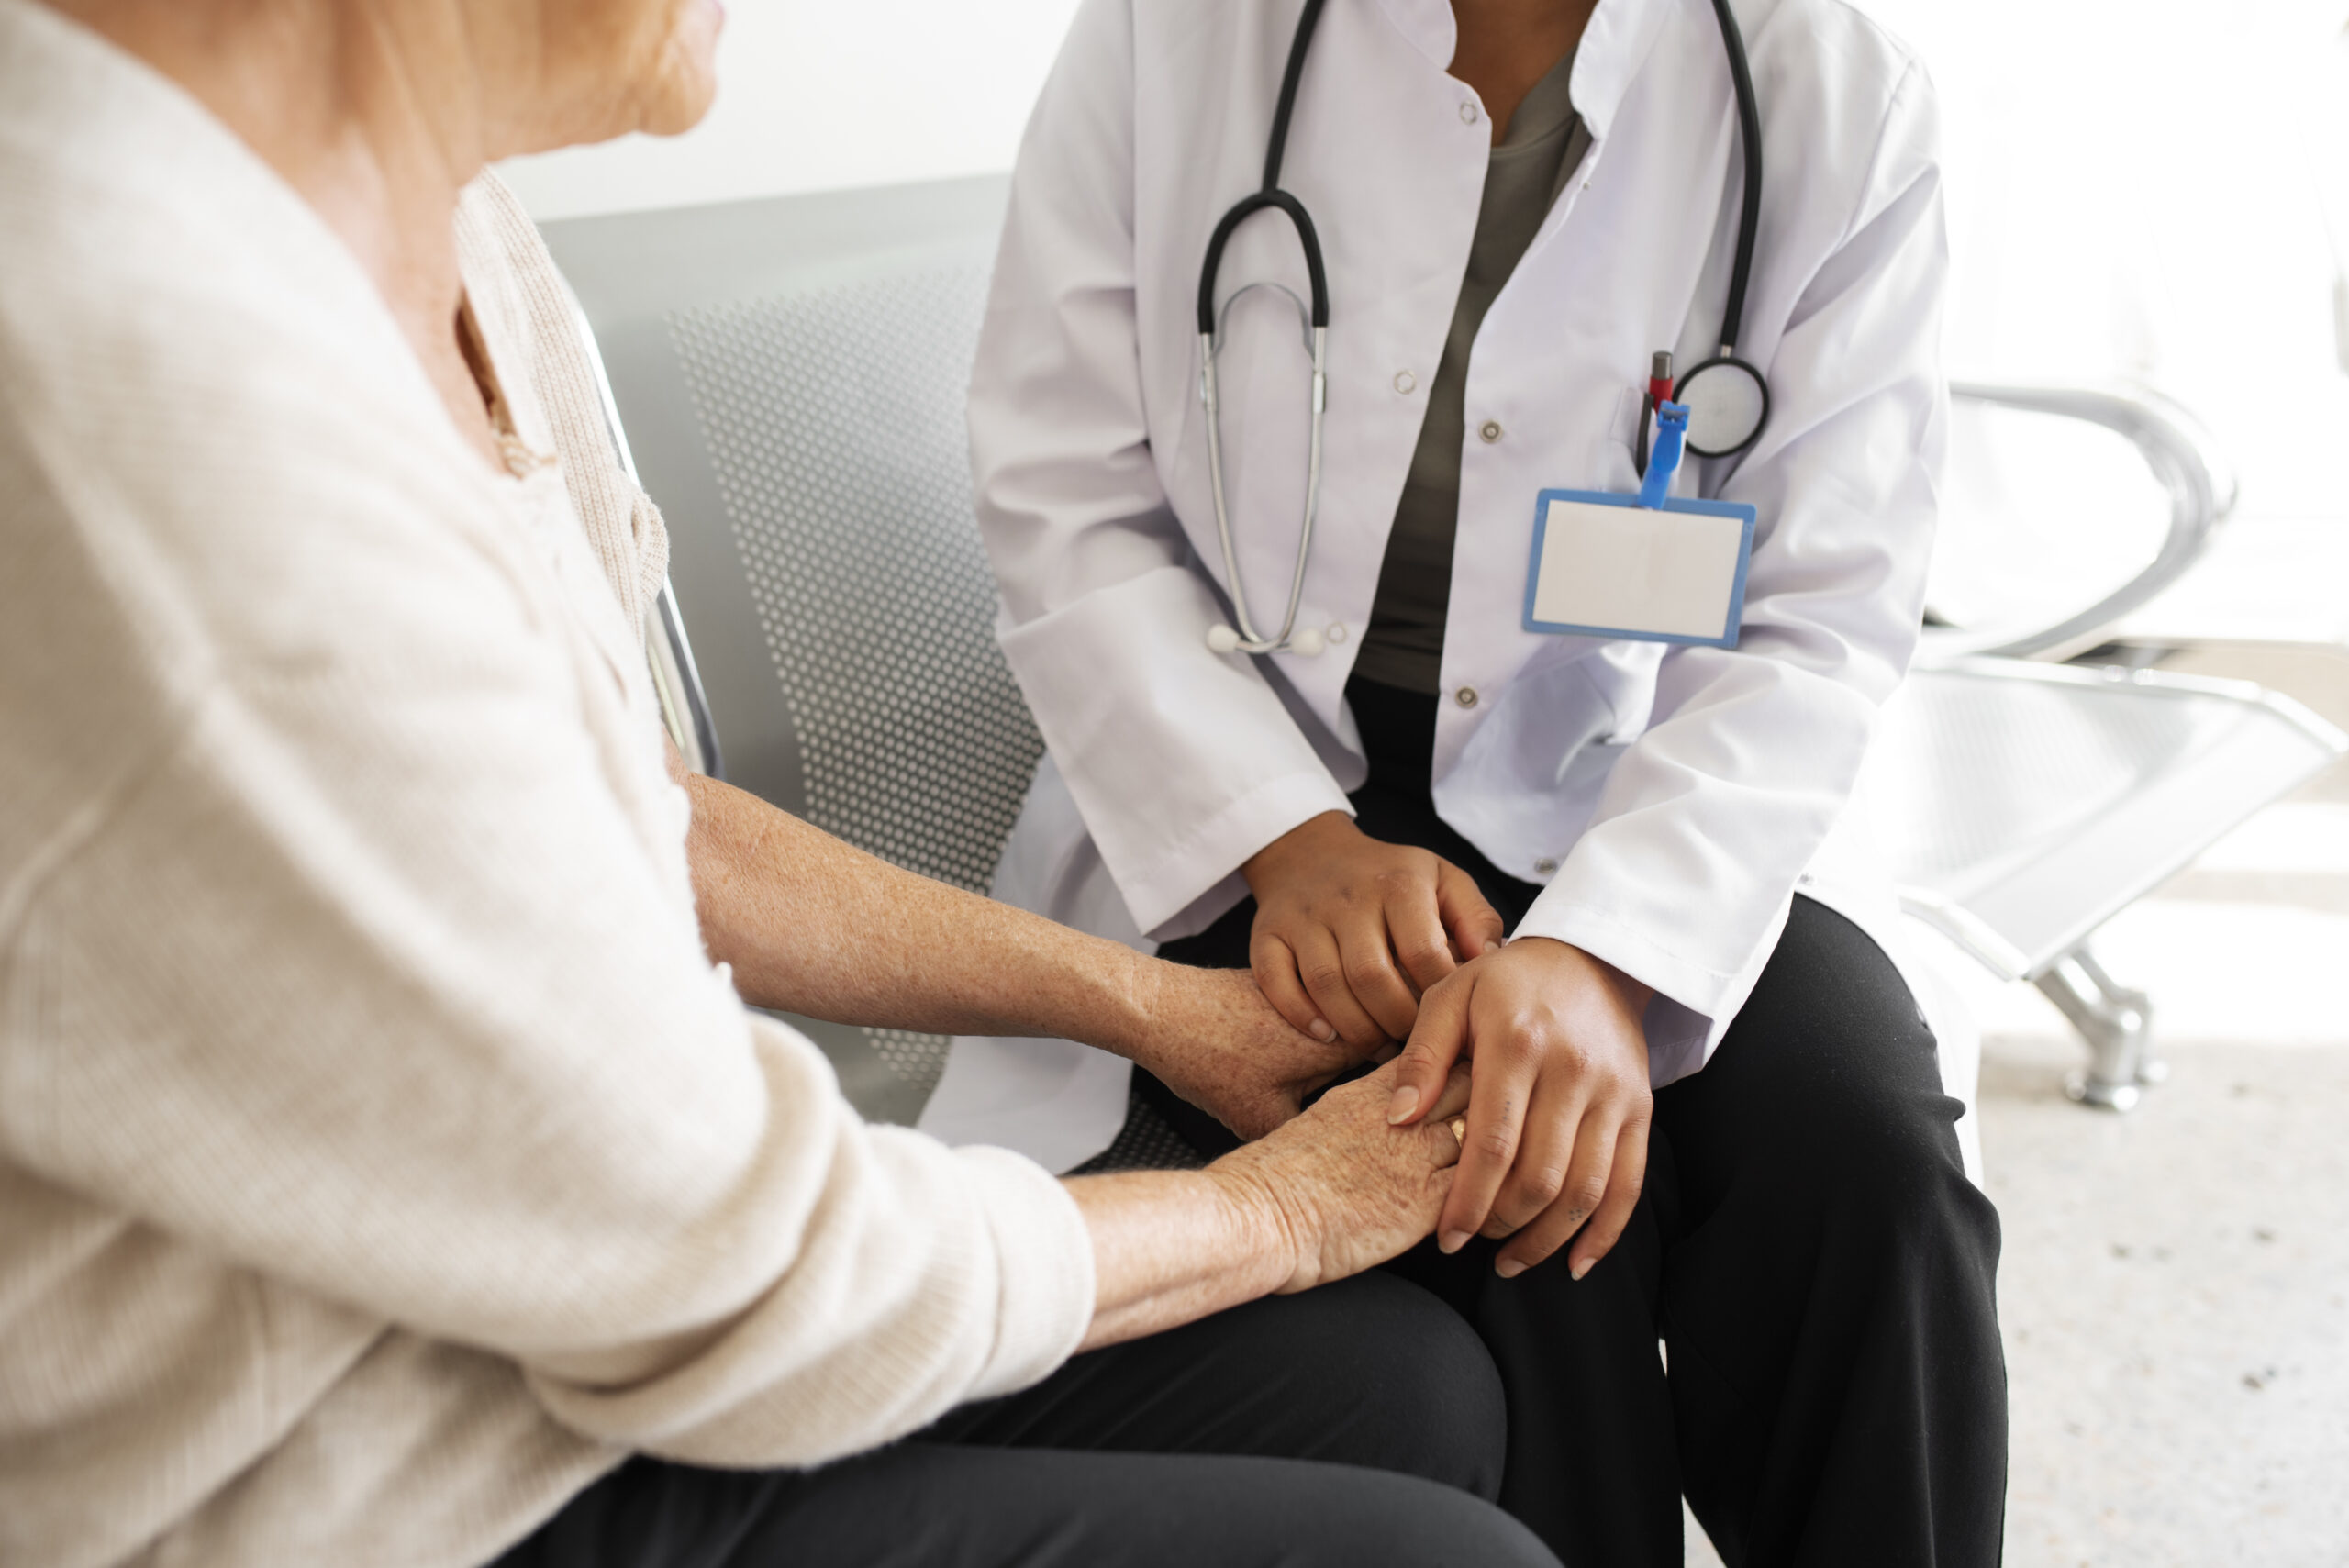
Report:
920,0,1951,1171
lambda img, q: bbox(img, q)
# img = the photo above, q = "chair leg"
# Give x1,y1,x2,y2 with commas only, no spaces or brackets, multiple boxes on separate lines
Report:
2033,943,2165,1112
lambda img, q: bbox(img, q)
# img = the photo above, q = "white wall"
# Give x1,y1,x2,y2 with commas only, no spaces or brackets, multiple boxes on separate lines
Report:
506,0,2349,523
1858,0,2349,520
497,0,1082,222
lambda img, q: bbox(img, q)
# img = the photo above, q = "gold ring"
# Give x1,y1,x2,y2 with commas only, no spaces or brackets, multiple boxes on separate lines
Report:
1448,1116,1468,1146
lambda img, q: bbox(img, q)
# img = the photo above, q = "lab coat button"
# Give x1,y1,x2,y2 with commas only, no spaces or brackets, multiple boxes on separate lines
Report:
1460,101,1481,125
1454,686,1479,709
1327,621,1349,644
1479,420,1503,443
1534,858,1560,877
1394,370,1418,395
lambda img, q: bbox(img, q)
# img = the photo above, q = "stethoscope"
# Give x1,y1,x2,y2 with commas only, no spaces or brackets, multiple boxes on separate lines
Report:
1200,0,1771,658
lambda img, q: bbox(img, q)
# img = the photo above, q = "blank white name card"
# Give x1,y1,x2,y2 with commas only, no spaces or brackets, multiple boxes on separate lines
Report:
1520,488,1757,648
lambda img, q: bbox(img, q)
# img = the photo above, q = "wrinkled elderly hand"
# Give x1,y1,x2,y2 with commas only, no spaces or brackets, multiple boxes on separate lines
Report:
1133,964,1371,1140
1207,1060,1474,1295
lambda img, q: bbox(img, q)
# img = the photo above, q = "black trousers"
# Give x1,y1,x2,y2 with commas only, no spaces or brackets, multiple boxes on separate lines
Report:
1147,676,2009,1568
489,1273,1560,1568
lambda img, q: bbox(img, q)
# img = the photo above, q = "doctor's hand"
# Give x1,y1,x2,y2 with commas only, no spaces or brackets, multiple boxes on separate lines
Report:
1241,812,1508,1051
1386,938,1653,1281
1131,964,1369,1140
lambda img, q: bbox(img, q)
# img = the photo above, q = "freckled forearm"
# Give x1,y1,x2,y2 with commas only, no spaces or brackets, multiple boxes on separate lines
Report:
680,770,1165,1052
1066,1167,1294,1351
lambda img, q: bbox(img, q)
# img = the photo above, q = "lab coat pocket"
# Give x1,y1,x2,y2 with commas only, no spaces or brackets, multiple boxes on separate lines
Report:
1605,384,1646,491
1442,656,1630,870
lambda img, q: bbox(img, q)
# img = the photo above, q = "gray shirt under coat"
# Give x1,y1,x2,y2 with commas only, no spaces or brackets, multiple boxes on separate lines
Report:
1351,50,1593,695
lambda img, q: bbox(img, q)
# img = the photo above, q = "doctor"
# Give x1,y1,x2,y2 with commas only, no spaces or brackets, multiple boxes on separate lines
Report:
936,0,2004,1562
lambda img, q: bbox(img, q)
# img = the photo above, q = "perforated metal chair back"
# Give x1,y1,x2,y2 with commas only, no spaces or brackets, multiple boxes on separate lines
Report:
547,182,2338,1122
541,176,1040,1125
1866,384,2346,1107
1873,661,2343,976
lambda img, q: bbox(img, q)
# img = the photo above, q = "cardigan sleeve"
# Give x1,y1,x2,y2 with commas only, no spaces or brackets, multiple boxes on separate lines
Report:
0,180,1093,1469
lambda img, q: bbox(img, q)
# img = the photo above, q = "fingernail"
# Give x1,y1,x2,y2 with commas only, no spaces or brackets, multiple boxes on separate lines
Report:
1570,1257,1594,1282
1386,1084,1420,1125
1308,1018,1335,1042
1440,1229,1471,1254
1482,940,1503,955
1495,1258,1528,1280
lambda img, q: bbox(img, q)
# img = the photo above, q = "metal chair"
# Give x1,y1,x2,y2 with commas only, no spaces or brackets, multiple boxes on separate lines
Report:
544,180,2343,1123
543,177,1039,1126
1871,386,2347,1108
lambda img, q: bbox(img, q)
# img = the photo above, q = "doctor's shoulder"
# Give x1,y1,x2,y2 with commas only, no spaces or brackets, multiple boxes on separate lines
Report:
1742,0,1943,221
1764,0,1940,135
1772,0,1932,78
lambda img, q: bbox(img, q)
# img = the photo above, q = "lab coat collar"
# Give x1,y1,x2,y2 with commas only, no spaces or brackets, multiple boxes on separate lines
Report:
1370,0,1674,141
1568,0,1675,140
1369,0,1454,69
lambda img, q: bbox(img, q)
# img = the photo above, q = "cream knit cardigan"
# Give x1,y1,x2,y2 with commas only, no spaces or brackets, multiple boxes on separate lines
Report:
0,6,1095,1565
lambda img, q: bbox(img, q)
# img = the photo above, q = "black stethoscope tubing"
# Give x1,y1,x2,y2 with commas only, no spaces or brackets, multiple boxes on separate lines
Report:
1196,0,1335,655
1710,0,1763,361
1197,0,1334,337
1643,0,1772,469
1204,0,1766,380
1195,0,1769,656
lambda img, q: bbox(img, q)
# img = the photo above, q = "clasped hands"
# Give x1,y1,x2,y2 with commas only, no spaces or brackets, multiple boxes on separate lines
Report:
1146,811,1653,1282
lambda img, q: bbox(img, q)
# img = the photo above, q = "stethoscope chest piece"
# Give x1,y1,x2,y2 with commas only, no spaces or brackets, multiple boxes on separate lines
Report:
1675,356,1770,459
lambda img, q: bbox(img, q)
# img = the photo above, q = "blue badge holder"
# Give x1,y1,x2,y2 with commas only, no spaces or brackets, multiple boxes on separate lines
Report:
1520,402,1756,649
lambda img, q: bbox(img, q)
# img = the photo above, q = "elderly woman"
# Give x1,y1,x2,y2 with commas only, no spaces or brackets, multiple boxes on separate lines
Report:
0,3,1564,1566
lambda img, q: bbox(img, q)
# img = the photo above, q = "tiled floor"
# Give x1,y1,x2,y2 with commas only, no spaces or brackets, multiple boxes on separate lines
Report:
1683,648,2349,1566
1964,773,2349,1566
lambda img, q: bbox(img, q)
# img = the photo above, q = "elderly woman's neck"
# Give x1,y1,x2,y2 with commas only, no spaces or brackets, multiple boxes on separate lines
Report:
48,0,517,462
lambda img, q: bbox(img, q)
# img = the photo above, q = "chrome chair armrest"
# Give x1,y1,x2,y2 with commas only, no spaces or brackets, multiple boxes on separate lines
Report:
1915,383,2237,666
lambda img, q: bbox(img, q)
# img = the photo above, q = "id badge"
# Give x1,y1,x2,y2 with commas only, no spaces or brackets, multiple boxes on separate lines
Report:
1521,488,1756,649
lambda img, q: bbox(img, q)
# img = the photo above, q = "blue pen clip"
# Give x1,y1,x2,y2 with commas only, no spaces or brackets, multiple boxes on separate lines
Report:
1638,400,1689,509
